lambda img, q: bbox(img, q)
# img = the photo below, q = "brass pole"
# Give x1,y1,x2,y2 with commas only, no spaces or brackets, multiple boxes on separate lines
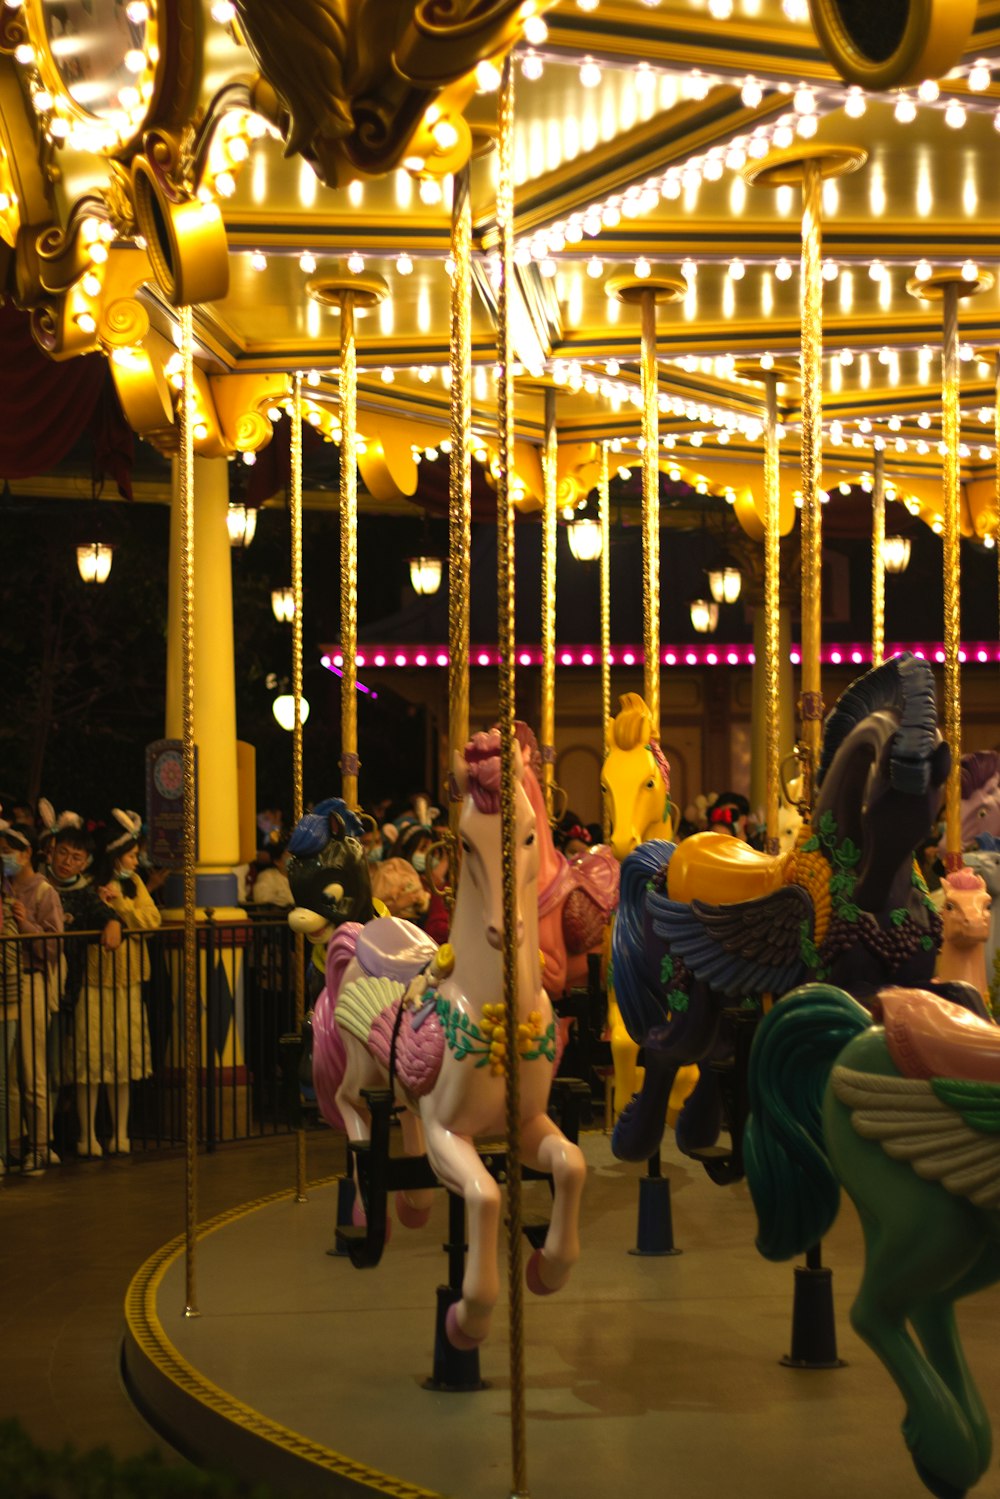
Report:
744,145,867,811
290,370,307,1202
448,164,472,833
871,446,886,669
995,356,1000,659
941,282,962,867
340,294,359,809
497,54,528,1499
763,371,781,855
541,389,557,814
179,303,199,1319
798,159,824,803
906,267,990,863
599,442,611,841
640,290,660,740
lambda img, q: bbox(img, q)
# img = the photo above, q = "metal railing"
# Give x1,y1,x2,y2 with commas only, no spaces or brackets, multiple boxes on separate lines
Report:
0,912,305,1173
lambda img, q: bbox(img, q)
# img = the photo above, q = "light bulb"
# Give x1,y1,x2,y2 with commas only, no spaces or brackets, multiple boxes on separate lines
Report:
969,61,992,92
523,14,547,43
634,256,651,278
914,259,932,281
741,78,763,108
775,258,792,281
396,253,413,275
844,87,866,118
728,258,745,280
347,251,365,273
521,52,544,80
917,78,940,102
250,251,267,271
894,96,917,124
299,251,316,273
944,101,966,129
579,58,601,88
587,256,604,278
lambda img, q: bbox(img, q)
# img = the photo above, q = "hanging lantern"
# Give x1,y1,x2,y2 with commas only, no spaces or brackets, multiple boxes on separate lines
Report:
567,515,602,562
76,543,114,584
880,536,911,574
408,555,443,595
227,503,258,548
273,694,310,731
707,565,742,604
271,586,295,622
690,598,720,634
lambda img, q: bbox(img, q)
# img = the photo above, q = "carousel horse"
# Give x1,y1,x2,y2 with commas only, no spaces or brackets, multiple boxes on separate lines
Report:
936,869,993,1005
746,982,1000,1499
611,653,950,1168
310,730,586,1350
938,751,1000,855
963,846,1000,1012
515,722,618,1000
600,693,684,1118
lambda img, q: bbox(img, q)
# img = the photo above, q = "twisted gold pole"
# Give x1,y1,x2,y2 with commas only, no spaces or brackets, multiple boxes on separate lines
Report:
448,164,472,833
290,370,307,1202
340,294,359,809
798,159,824,805
871,445,886,670
541,389,557,815
763,371,781,855
496,54,527,1499
599,442,611,841
640,291,660,739
942,283,962,867
179,303,199,1319
995,357,1000,659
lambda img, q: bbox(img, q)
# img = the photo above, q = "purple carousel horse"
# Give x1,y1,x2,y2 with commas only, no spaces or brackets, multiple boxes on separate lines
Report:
310,730,586,1350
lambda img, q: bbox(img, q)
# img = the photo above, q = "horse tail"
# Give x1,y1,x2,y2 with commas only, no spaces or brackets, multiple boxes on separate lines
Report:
612,840,674,1045
312,923,364,1131
745,983,870,1261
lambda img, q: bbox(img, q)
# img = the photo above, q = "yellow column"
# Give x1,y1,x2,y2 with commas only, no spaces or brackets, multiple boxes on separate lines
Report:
166,454,242,913
540,389,557,810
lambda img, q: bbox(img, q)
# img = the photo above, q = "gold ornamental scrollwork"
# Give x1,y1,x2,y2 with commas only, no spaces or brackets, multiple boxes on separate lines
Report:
132,130,230,307
232,0,537,185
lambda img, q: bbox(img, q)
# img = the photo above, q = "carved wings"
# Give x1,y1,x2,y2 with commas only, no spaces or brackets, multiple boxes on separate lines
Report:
648,883,813,999
832,1065,1000,1210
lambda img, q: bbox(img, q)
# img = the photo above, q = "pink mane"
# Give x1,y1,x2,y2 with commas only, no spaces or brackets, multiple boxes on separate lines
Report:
943,869,987,894
463,730,503,814
650,739,671,793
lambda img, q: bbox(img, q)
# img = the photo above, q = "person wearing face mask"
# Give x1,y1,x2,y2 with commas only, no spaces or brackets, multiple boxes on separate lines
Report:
0,821,63,1174
74,809,160,1158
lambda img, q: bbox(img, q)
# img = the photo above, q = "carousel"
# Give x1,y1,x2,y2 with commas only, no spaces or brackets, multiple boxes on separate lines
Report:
6,0,1000,1495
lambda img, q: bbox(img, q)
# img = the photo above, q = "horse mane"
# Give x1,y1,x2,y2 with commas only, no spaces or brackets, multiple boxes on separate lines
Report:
463,729,504,814
942,868,987,894
611,694,670,791
612,694,652,751
514,721,543,776
818,652,937,795
961,751,1000,798
288,797,364,858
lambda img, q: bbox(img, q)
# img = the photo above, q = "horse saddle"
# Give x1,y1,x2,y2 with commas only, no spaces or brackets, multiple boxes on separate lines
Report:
874,986,1000,1083
667,830,788,906
356,916,438,984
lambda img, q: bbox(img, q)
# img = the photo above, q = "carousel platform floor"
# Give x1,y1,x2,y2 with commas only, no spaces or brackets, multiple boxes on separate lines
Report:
122,1129,1000,1499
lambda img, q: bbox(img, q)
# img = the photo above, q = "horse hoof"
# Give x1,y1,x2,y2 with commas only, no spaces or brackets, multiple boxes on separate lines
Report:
445,1303,486,1351
395,1192,432,1230
526,1248,560,1296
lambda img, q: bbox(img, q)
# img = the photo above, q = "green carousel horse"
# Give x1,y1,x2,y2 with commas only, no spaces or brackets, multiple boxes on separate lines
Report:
746,982,1000,1498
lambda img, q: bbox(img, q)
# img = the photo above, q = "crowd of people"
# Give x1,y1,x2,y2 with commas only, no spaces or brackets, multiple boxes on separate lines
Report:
0,803,162,1176
1,777,835,1179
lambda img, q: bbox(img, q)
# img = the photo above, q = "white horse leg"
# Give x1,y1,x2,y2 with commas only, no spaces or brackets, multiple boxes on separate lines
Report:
520,1112,586,1295
396,1109,435,1229
420,1108,501,1346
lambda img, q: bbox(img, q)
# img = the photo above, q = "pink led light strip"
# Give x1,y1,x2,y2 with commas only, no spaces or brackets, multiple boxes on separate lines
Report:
322,643,1000,671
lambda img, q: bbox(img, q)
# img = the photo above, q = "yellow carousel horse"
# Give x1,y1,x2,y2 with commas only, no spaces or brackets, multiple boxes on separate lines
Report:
601,693,696,1121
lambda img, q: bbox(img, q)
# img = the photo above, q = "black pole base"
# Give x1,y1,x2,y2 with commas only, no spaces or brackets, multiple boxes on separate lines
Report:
779,1260,846,1370
422,1286,489,1393
326,1177,357,1258
628,1171,681,1257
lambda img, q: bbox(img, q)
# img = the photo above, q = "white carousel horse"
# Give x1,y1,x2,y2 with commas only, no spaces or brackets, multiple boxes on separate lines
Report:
313,729,586,1350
